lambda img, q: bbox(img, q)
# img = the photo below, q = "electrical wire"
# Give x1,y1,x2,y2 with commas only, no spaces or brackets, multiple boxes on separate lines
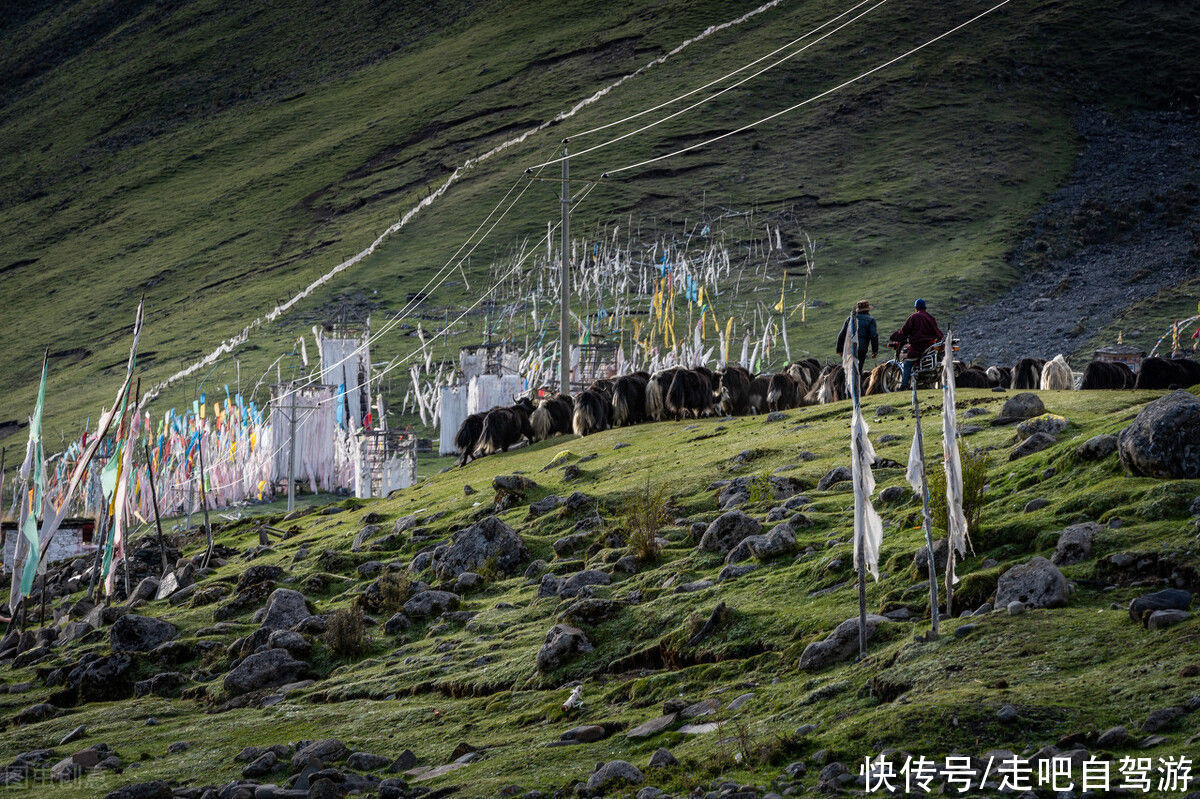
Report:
602,0,1012,177
526,0,888,170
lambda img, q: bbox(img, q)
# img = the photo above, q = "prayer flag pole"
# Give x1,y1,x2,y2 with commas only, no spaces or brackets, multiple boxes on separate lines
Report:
908,385,941,639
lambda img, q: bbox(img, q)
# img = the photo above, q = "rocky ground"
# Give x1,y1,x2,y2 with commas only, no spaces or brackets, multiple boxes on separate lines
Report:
954,109,1200,366
1,388,1200,798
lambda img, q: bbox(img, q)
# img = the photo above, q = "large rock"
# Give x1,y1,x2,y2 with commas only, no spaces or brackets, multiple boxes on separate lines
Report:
995,393,1045,424
913,539,948,575
995,557,1069,609
698,511,763,555
586,760,644,794
103,782,172,799
1118,390,1200,478
559,569,611,598
237,564,285,592
536,624,593,672
1016,414,1069,441
223,648,308,696
108,615,177,652
403,590,460,618
431,516,528,580
1129,589,1192,626
799,615,889,671
60,653,136,704
817,466,852,491
1076,434,1117,461
292,739,349,769
1010,432,1056,460
1051,522,1100,566
255,588,312,631
748,523,796,561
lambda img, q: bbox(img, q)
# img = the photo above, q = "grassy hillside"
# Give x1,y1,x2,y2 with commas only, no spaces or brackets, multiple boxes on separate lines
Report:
1,387,1199,797
2,0,1200,445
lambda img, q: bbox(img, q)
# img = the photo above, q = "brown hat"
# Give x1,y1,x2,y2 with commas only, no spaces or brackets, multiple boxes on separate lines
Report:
856,299,871,311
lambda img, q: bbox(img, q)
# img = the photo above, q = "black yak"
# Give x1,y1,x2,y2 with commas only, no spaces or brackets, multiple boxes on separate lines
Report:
805,363,848,404
1080,361,1132,390
611,374,648,427
717,365,752,415
530,394,573,441
454,412,486,467
573,388,611,436
955,366,991,389
666,368,711,419
747,374,771,413
475,404,533,458
1135,356,1200,389
645,368,679,421
1011,357,1045,390
766,372,799,411
986,366,1012,389
787,358,822,396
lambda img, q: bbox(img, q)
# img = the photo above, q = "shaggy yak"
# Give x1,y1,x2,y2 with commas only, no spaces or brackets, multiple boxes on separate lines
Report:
787,358,822,396
717,365,752,415
1040,354,1074,391
766,372,800,411
955,365,991,388
1011,357,1046,390
453,412,486,467
666,368,714,419
747,373,772,413
530,393,574,441
1080,360,1134,390
474,403,533,458
645,368,678,421
986,366,1012,389
805,363,848,404
611,374,648,427
1135,356,1200,389
573,388,611,436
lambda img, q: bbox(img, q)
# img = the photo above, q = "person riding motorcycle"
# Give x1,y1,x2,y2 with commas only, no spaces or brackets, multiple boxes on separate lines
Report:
889,299,944,390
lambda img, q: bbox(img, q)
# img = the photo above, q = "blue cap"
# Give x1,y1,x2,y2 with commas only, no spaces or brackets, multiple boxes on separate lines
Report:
914,299,926,310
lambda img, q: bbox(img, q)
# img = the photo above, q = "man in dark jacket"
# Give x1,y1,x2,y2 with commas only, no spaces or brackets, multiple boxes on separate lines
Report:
836,300,878,371
890,299,944,389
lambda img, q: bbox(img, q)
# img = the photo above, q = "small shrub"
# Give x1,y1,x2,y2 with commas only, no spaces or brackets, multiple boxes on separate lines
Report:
929,448,992,545
623,479,671,563
323,606,371,658
478,555,503,583
746,474,773,504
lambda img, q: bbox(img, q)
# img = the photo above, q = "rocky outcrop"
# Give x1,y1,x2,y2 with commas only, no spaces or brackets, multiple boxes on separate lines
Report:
1118,390,1200,478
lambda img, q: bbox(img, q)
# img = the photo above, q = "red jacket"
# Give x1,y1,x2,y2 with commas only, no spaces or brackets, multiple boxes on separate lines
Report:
891,310,944,359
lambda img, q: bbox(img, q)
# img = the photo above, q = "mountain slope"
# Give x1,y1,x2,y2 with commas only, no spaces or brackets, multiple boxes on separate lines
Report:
2,0,1199,442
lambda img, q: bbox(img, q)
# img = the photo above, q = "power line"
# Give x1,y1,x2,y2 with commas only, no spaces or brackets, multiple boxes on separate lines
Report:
526,0,889,171
601,0,1013,177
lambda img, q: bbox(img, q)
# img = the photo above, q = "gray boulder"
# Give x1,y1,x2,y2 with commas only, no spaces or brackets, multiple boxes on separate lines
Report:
255,588,312,631
292,739,348,769
995,556,1069,609
698,511,763,555
1016,414,1068,440
748,523,796,561
223,648,308,696
109,615,177,652
1051,522,1100,566
403,590,460,618
586,760,644,793
431,516,528,579
799,615,889,671
1147,609,1191,630
1009,432,1056,460
1076,434,1117,461
560,569,611,597
1118,390,1200,478
1129,589,1191,625
536,624,593,672
817,466,852,491
995,392,1045,424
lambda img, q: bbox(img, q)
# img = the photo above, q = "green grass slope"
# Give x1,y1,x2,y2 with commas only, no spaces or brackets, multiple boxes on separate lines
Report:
2,0,1199,443
1,388,1198,797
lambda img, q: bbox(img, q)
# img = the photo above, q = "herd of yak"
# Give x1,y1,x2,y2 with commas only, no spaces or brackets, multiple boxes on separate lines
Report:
453,353,1200,466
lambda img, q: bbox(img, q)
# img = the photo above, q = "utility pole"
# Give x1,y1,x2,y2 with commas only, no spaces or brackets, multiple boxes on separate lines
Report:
287,383,297,513
560,147,571,394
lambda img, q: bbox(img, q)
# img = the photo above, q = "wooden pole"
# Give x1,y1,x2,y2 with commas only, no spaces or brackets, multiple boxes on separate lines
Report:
912,384,940,639
849,308,868,657
197,439,213,569
287,383,297,513
86,509,107,603
144,443,169,575
560,147,571,394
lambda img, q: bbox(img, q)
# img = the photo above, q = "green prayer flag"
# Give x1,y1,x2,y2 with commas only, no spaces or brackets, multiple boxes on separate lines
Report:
19,357,47,597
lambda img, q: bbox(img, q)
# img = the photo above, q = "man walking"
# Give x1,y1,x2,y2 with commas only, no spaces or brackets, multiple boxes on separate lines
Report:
836,299,878,372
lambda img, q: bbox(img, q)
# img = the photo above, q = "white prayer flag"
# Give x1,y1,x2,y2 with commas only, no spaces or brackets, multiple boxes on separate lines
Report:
844,333,883,580
941,334,969,585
